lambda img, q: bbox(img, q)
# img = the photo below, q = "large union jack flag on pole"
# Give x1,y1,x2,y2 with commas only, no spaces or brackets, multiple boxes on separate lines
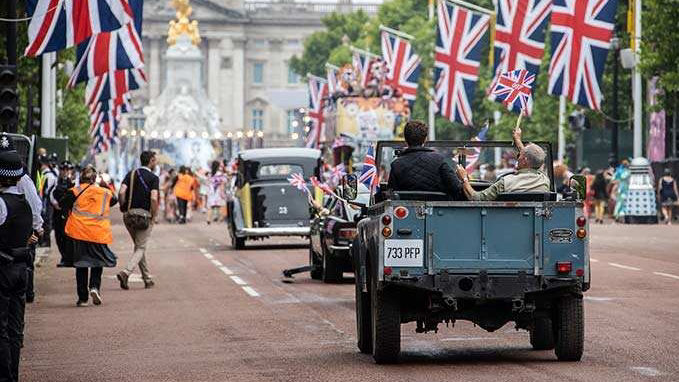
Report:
547,0,618,110
491,69,536,114
352,47,378,88
490,0,551,115
305,74,328,149
85,68,146,107
380,28,421,106
434,0,490,126
25,0,132,57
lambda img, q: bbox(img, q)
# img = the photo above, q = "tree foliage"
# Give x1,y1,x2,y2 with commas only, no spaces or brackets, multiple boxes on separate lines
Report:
639,0,679,111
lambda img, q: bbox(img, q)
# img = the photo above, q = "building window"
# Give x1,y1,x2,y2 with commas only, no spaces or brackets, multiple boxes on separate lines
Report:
287,65,300,84
253,62,264,84
251,109,264,131
286,110,297,134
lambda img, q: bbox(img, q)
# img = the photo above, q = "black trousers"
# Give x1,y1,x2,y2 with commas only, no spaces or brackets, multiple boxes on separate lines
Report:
75,267,102,302
25,247,34,302
0,262,27,382
53,214,69,264
176,198,188,223
39,203,53,248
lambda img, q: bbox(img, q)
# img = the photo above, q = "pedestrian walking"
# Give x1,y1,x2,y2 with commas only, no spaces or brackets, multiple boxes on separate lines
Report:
658,168,678,225
612,159,631,221
174,166,194,224
59,165,118,307
52,161,75,266
591,169,609,224
206,161,227,224
162,168,177,223
0,133,37,382
116,151,160,290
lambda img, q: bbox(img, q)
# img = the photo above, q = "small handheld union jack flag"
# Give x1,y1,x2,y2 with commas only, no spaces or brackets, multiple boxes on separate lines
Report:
311,176,334,196
287,173,309,194
359,146,379,190
491,69,535,115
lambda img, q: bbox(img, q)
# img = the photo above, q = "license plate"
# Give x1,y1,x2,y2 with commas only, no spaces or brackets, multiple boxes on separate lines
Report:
384,239,424,267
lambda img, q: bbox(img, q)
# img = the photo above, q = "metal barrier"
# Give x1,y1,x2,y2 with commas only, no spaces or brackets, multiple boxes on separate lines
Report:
7,133,35,176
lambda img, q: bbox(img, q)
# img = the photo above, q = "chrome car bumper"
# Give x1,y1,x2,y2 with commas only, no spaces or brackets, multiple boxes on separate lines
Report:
237,227,310,237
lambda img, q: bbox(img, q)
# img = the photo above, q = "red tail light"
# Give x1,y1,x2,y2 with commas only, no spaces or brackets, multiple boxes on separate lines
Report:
556,261,572,274
384,267,393,276
394,206,409,219
576,268,584,277
382,215,392,225
339,228,357,240
576,216,586,227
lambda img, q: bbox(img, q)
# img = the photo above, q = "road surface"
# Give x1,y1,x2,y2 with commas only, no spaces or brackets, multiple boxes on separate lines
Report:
21,215,679,381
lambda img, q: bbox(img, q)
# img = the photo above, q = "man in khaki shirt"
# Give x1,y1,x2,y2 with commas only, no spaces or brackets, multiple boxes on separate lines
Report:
456,126,550,201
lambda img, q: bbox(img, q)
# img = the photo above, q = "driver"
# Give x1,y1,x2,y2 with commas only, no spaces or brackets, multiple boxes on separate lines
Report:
387,120,464,200
456,126,549,201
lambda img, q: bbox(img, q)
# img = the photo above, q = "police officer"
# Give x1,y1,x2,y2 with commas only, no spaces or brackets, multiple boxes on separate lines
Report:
0,133,36,382
52,161,74,266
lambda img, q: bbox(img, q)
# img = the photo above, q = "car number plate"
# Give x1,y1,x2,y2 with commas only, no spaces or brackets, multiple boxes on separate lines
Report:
384,239,424,267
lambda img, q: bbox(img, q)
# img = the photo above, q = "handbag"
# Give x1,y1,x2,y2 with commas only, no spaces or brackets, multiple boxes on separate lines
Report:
123,169,152,230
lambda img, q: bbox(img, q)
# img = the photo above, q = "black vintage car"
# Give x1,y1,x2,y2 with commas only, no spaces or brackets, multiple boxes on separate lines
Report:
227,148,322,249
309,184,370,282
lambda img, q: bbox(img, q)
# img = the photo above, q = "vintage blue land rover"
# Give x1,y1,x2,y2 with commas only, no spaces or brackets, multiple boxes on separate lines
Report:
346,140,590,364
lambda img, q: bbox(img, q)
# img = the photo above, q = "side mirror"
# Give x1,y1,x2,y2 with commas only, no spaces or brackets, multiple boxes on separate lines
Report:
569,175,587,201
343,173,358,200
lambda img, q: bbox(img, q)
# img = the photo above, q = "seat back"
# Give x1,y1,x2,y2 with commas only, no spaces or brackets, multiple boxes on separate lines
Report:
496,192,557,202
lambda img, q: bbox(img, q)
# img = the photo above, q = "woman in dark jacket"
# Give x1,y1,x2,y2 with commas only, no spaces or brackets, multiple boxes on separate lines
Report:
59,165,118,307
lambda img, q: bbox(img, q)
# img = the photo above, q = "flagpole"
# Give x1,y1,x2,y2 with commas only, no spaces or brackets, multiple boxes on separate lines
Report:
557,95,566,161
632,0,642,158
349,46,379,59
428,0,436,141
379,25,415,40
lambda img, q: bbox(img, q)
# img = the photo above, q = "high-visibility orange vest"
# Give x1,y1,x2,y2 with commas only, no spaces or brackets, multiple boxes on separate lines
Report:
174,174,194,201
65,184,113,244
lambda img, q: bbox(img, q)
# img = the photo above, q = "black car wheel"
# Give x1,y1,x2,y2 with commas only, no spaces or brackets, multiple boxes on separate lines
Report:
355,271,372,353
233,236,245,250
554,295,584,361
322,247,343,283
371,274,400,364
530,316,555,350
309,246,322,280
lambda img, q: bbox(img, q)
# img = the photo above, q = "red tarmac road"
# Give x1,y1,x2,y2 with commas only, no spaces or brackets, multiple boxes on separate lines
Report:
21,215,679,381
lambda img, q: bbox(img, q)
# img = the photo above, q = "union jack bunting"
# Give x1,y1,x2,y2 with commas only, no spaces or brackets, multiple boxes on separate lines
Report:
330,164,346,185
491,69,536,114
310,176,334,196
434,1,490,126
352,49,375,88
25,0,132,57
287,173,309,194
359,145,379,189
380,30,421,105
305,75,328,149
490,0,552,115
548,0,618,110
326,64,339,94
85,68,146,106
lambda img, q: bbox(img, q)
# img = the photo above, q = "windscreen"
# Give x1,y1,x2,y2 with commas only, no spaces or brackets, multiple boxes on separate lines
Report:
376,141,554,189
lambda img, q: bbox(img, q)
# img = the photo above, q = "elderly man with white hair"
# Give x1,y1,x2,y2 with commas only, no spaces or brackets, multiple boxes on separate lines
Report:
456,126,550,201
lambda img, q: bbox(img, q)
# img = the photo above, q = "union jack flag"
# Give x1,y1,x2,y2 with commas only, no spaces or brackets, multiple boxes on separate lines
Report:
352,49,376,88
326,64,339,94
489,0,552,115
287,173,309,194
434,1,490,126
305,75,328,149
330,164,346,185
359,145,379,189
380,30,421,105
548,0,618,110
25,0,132,57
68,0,144,86
310,176,334,196
85,68,146,106
491,69,536,114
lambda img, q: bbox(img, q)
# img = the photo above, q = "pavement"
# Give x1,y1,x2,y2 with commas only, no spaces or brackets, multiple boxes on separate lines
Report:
21,214,679,382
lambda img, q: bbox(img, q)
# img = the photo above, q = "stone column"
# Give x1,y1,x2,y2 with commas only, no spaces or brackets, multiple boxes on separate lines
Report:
207,38,222,116
149,38,161,99
232,37,246,131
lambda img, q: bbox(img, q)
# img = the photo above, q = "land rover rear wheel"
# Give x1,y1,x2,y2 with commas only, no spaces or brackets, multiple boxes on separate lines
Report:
309,247,322,280
355,275,372,354
322,249,343,283
530,317,555,350
371,276,400,364
554,296,584,361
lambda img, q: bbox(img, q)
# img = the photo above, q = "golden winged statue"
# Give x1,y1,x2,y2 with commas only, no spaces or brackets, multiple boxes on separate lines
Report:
167,0,201,46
